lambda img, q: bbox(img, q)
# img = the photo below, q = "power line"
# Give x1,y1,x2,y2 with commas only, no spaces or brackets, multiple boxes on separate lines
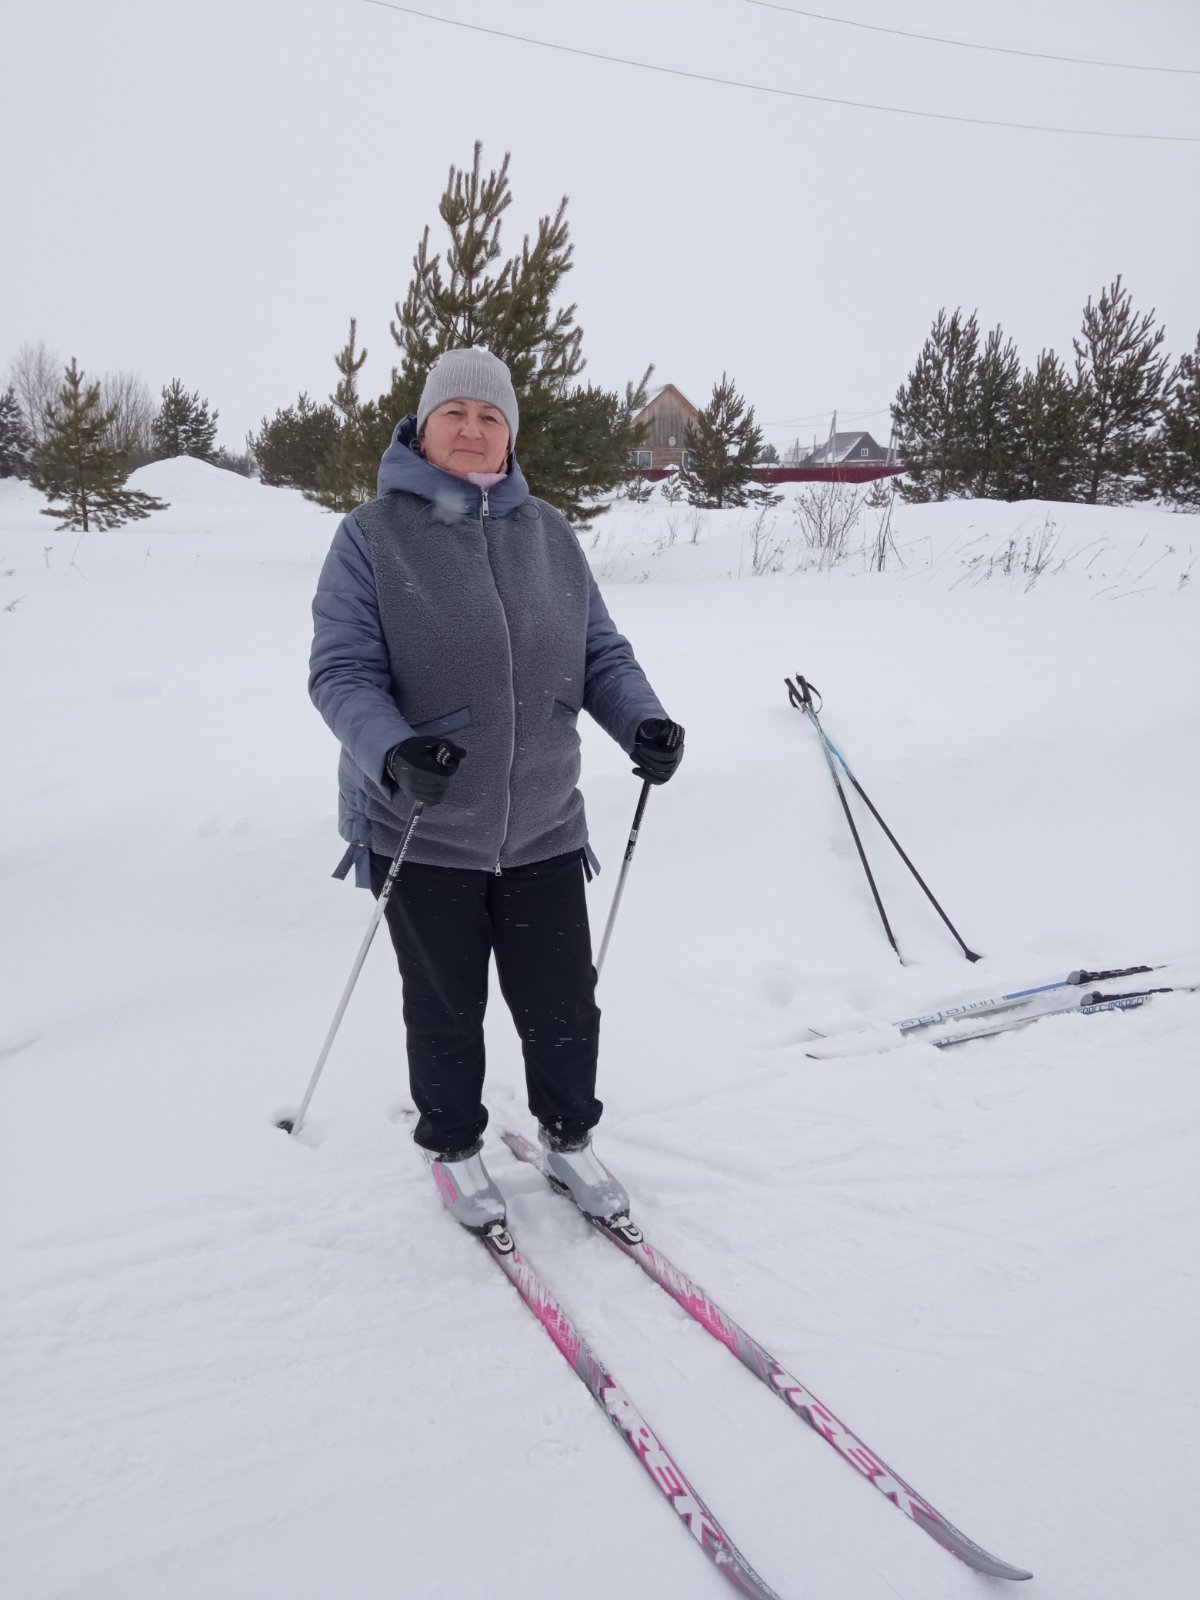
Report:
744,1,1200,76
764,407,890,425
358,2,1200,142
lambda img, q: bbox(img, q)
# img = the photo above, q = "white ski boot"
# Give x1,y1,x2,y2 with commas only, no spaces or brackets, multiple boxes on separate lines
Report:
538,1127,630,1222
427,1143,507,1234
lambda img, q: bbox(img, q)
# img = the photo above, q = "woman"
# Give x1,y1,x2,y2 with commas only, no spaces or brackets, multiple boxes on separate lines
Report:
309,347,684,1233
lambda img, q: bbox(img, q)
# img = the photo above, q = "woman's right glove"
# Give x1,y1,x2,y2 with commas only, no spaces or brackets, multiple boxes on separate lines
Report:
631,718,685,785
385,737,466,806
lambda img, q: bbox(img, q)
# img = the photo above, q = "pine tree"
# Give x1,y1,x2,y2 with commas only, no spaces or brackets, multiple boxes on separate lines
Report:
385,141,650,521
152,379,219,461
963,325,1021,498
0,386,33,478
312,320,392,511
1074,276,1170,504
1009,350,1087,502
1156,332,1200,509
891,308,980,501
30,361,168,530
248,393,340,491
681,375,763,509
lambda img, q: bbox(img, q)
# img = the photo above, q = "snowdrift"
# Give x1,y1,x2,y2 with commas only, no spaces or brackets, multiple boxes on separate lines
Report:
1,474,1197,1599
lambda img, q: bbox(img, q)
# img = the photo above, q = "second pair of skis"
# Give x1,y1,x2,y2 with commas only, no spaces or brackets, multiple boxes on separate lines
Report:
798,958,1198,1057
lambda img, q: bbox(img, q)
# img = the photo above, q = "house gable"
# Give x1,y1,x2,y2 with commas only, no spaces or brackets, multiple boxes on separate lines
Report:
631,383,701,470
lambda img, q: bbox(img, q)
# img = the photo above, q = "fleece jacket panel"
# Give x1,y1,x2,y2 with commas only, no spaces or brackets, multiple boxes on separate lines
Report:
309,416,667,879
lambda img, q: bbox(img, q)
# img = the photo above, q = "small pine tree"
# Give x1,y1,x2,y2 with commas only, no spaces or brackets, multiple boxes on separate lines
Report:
152,379,219,461
0,386,33,478
891,308,980,501
963,325,1021,498
211,445,256,477
1156,332,1200,509
312,320,393,511
248,393,340,491
1074,276,1170,504
1009,350,1087,502
385,141,649,520
31,361,168,530
661,467,685,505
756,442,780,465
682,374,763,509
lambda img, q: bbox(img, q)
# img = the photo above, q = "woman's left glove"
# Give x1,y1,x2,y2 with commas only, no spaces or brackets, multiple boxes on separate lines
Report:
631,718,685,785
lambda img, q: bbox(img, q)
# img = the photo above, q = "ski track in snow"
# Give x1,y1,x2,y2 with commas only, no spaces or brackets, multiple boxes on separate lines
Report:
1,464,1198,1598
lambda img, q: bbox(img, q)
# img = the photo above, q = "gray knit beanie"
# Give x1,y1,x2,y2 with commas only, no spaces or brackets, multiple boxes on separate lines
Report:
416,347,519,448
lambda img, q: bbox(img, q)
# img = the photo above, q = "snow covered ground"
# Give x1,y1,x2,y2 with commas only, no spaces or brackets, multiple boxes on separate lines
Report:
2,461,1198,1599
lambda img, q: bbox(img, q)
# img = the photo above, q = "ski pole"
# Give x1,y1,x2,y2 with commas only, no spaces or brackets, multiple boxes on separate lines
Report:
786,676,903,962
595,779,651,978
278,801,425,1137
786,676,982,963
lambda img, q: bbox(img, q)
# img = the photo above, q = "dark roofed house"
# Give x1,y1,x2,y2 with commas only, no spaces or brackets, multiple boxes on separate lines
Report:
797,432,892,467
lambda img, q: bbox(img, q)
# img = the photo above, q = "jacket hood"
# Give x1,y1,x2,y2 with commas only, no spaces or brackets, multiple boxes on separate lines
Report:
377,415,530,516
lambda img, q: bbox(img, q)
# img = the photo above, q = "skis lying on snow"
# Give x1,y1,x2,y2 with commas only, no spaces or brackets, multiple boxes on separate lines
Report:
438,1210,784,1599
802,963,1197,1058
891,963,1156,1033
501,1129,1032,1583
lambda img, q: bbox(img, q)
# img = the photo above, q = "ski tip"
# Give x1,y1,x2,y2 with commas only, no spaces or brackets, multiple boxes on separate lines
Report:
916,1513,1032,1581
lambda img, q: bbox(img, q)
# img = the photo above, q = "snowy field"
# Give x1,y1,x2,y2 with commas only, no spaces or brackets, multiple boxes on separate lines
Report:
2,461,1198,1599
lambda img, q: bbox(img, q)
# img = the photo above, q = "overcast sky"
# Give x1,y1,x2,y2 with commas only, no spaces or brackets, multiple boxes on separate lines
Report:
2,0,1197,456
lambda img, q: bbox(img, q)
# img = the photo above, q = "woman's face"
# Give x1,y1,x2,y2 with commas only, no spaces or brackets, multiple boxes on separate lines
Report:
421,398,510,477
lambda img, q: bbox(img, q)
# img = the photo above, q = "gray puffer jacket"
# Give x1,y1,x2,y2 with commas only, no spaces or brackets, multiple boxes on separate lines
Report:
309,416,668,882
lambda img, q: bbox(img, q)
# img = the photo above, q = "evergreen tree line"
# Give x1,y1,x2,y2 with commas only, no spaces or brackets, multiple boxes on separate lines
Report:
893,279,1200,508
0,344,251,485
0,346,255,529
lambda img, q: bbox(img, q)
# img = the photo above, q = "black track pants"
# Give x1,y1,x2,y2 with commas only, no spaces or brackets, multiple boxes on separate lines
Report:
369,850,603,1156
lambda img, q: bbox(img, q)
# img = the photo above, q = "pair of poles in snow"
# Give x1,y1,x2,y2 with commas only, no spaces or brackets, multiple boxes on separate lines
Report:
784,675,980,967
281,678,977,1135
278,777,651,1139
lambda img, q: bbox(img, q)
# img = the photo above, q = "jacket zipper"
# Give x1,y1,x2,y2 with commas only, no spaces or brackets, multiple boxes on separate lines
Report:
481,487,514,875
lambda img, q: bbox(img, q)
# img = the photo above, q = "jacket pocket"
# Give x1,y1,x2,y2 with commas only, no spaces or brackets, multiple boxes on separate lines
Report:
411,705,472,737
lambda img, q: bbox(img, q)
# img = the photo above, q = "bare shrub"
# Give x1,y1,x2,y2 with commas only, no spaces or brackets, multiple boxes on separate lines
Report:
792,482,865,569
953,513,1063,591
7,340,62,445
746,507,790,575
100,370,155,470
866,478,903,572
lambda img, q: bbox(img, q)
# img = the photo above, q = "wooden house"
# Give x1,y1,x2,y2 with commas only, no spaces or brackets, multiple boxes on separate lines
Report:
629,384,701,472
629,386,905,485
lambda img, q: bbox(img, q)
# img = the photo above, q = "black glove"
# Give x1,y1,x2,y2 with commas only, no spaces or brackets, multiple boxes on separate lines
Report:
385,737,466,807
631,718,685,785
